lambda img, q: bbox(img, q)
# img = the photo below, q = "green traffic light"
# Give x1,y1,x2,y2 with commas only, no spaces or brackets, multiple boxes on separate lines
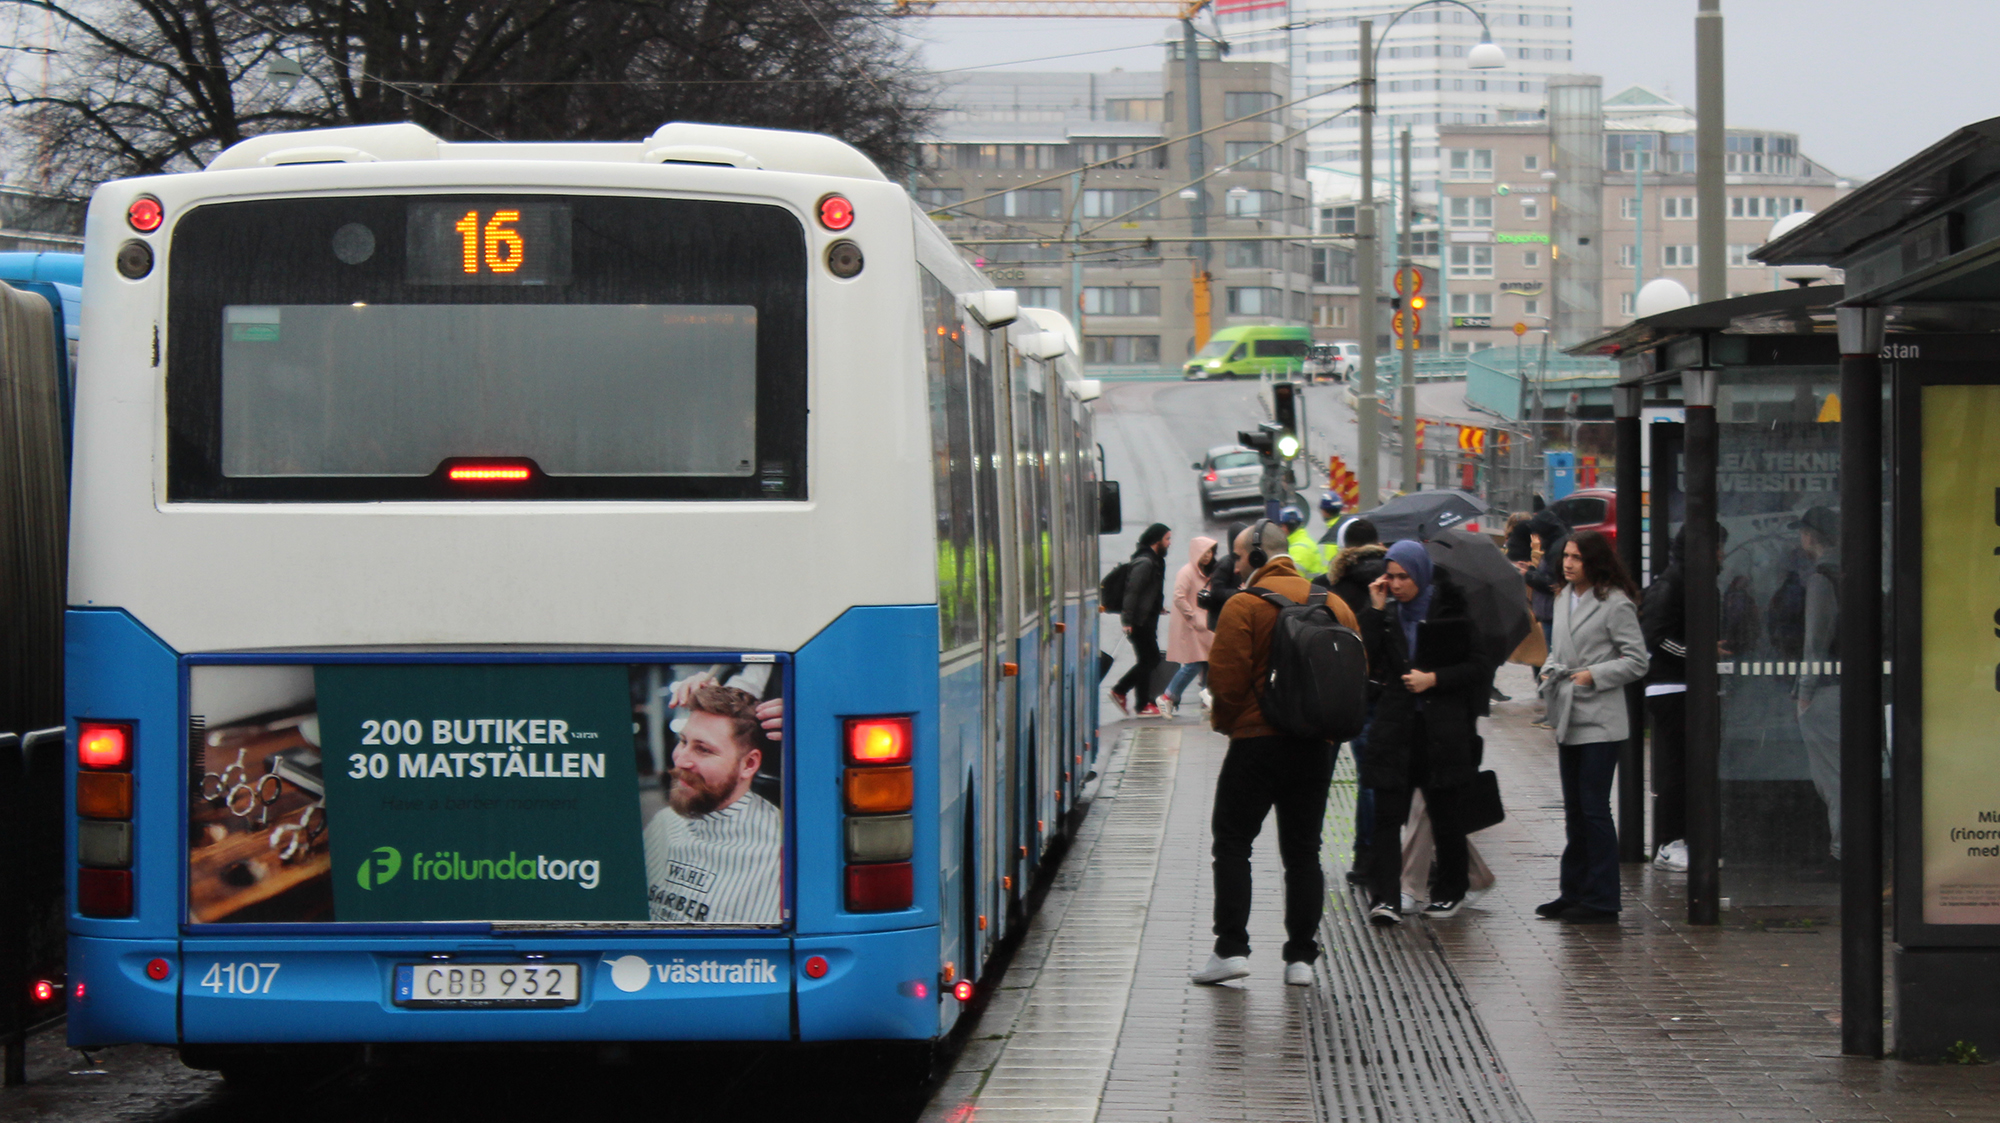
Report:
1277,433,1300,460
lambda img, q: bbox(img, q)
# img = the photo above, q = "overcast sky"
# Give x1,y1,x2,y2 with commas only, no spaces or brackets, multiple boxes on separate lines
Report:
900,0,2000,180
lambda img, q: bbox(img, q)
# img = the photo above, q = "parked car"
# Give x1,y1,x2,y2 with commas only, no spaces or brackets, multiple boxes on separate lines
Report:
1194,445,1265,518
1183,325,1310,380
1548,487,1617,547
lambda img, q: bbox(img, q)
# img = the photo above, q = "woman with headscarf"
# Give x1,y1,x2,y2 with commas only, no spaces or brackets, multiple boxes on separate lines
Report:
1358,540,1492,926
1160,535,1219,717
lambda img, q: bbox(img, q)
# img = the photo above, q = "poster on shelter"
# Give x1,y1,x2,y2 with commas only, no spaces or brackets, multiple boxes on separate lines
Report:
1921,384,2000,925
185,661,784,927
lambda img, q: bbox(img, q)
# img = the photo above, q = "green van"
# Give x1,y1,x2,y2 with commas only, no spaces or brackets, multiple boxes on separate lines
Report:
1182,324,1311,380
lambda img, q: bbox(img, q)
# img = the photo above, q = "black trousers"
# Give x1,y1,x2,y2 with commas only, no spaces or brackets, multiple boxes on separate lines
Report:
1112,623,1162,700
1558,740,1622,912
1210,736,1339,963
1646,691,1686,847
1370,781,1470,907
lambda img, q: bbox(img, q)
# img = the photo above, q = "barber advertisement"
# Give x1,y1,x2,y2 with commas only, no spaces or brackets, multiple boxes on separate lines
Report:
1921,384,2000,925
185,661,785,927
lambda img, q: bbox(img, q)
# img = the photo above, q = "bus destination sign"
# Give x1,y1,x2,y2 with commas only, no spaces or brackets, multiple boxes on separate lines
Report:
406,199,573,286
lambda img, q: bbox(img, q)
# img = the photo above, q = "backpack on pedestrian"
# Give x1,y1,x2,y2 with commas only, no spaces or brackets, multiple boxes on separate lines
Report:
1098,559,1136,612
1249,588,1368,742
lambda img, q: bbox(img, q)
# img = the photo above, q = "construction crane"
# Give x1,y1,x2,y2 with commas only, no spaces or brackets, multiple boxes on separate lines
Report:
889,0,1223,344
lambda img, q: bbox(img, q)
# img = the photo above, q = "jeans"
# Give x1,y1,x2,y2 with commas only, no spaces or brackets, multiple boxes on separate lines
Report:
1210,736,1339,962
1112,624,1162,701
1164,660,1207,703
1646,692,1686,847
1558,740,1622,912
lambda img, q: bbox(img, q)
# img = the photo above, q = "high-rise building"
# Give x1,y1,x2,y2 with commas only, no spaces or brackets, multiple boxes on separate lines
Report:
1218,0,1576,194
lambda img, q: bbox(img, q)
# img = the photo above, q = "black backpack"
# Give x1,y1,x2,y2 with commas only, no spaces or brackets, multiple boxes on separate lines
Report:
1250,588,1369,742
1098,558,1137,612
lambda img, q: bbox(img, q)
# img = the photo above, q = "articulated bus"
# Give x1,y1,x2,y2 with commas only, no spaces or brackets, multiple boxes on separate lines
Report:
64,121,1107,1077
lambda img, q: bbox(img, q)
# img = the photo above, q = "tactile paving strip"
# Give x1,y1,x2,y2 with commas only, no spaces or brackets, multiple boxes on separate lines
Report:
1306,755,1537,1123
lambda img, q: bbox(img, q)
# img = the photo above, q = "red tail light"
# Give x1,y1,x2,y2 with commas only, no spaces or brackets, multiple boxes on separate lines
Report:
844,862,913,911
30,979,56,1003
817,194,856,231
447,463,531,482
952,980,975,1002
1203,471,1217,482
126,195,164,233
845,716,912,765
77,723,131,770
78,868,133,918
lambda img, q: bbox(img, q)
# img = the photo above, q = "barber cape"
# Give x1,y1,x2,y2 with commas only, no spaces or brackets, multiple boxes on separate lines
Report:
643,790,782,925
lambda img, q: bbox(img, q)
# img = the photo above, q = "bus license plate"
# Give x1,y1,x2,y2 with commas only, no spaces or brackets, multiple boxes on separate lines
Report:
393,962,580,1008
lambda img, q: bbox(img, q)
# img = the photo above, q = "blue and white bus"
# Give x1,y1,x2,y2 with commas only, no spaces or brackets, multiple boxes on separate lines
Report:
63,121,1107,1076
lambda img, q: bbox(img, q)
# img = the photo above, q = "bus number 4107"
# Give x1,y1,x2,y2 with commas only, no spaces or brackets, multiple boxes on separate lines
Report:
200,962,281,994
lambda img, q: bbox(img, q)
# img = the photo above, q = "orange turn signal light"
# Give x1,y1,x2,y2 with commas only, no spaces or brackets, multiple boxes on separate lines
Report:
844,766,914,814
76,772,132,819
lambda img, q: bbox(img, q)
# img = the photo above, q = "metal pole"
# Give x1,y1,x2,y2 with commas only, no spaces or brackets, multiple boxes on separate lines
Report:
1615,386,1646,862
1695,0,1726,303
1682,367,1721,925
1183,19,1209,270
1400,127,1420,493
1069,169,1086,340
1836,305,1885,1058
1356,19,1379,510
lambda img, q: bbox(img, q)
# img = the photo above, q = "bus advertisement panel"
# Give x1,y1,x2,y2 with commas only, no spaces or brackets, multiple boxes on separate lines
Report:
186,661,785,928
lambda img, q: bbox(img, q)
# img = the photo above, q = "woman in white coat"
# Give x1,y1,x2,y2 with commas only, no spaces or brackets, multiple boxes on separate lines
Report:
1535,529,1648,924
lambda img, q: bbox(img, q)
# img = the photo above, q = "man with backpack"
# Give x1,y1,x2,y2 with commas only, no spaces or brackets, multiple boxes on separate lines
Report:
1195,521,1365,986
1107,523,1172,717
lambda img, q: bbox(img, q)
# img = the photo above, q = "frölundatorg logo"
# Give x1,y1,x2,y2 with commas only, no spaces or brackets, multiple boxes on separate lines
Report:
356,845,600,889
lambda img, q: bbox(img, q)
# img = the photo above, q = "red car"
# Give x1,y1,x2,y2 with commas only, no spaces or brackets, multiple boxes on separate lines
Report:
1548,487,1617,548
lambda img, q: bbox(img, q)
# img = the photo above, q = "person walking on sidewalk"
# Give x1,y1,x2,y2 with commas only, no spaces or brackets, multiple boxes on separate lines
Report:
1536,530,1649,924
1359,541,1491,926
1194,521,1361,987
1315,519,1386,885
1640,525,1728,872
1520,509,1570,728
1109,523,1171,717
1791,506,1843,861
1160,535,1219,717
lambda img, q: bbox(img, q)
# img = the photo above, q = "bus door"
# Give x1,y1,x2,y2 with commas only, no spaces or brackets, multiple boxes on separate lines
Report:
963,328,1013,944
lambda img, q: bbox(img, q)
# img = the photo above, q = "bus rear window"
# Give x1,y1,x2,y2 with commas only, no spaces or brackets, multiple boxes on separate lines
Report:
168,194,806,501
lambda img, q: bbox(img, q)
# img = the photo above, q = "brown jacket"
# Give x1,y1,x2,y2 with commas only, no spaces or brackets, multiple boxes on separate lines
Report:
1208,556,1362,740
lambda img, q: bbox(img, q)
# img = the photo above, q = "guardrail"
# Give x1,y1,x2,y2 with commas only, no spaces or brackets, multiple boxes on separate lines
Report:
1087,365,1184,382
2,727,65,1085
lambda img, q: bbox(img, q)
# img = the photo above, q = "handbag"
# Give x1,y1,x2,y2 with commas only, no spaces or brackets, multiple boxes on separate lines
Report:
1508,617,1547,666
1462,768,1505,833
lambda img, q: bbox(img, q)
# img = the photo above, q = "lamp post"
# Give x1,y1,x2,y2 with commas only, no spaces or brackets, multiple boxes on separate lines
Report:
1354,0,1504,510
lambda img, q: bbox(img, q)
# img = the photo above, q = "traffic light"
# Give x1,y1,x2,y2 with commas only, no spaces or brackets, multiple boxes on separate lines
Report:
1237,426,1276,456
1410,295,1426,311
1270,383,1301,460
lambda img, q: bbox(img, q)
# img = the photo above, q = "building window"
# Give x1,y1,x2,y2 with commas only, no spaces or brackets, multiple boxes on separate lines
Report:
1311,245,1354,285
1729,196,1808,219
1662,196,1697,219
1619,244,1638,268
1226,189,1283,218
1084,335,1161,364
1076,142,1167,170
1227,286,1283,315
1223,91,1279,120
1445,148,1495,181
1522,249,1540,269
1521,197,1539,220
1320,204,1357,236
1448,244,1494,278
1523,154,1540,171
1522,298,1540,316
918,144,955,169
1449,292,1493,315
1726,244,1759,268
962,144,1065,171
916,187,963,212
1082,286,1161,316
1662,244,1698,268
1226,241,1270,268
1446,196,1493,228
1104,98,1163,122
1224,141,1278,172
1082,189,1160,220
987,188,1064,219
1006,286,1065,308
1620,196,1642,220
1620,291,1637,317
1407,229,1440,257
981,242,1065,263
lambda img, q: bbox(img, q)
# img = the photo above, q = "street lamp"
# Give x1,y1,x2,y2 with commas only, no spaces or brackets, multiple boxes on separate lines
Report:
1353,0,1505,510
265,56,305,94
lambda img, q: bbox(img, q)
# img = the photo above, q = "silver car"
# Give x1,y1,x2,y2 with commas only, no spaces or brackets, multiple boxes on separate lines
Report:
1194,445,1264,519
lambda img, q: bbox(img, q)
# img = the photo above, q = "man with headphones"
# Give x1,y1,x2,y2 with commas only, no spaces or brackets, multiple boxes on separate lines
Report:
1194,519,1361,987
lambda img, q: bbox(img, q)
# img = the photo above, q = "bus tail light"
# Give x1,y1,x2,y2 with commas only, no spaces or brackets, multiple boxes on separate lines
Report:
77,723,131,770
844,862,912,912
844,814,913,863
77,869,133,918
77,822,133,869
446,463,532,482
30,978,57,1004
817,194,855,231
952,980,975,1002
845,716,911,764
76,772,132,819
844,765,913,813
127,195,164,233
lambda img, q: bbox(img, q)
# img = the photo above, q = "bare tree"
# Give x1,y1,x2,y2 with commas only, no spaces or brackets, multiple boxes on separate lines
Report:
4,0,933,197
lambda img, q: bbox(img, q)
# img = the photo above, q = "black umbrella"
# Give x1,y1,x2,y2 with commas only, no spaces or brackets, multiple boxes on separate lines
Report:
1362,489,1508,545
1423,528,1533,667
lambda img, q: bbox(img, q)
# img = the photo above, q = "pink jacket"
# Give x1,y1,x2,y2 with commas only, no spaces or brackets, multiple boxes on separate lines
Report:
1165,535,1218,664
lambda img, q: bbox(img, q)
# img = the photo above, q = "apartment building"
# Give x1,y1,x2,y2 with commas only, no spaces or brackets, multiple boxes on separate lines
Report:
1437,83,1847,351
916,50,1318,369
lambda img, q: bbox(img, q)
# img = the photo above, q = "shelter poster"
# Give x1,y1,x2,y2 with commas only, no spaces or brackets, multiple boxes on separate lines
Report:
1921,384,2000,925
185,661,784,927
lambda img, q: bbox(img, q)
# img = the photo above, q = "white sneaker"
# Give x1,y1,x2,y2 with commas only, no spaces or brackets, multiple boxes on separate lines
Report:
1653,839,1689,872
1199,688,1212,710
1191,953,1250,985
1283,961,1313,986
1155,694,1176,719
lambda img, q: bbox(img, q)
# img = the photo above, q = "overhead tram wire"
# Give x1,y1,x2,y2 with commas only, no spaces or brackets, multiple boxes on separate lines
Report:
929,79,1357,218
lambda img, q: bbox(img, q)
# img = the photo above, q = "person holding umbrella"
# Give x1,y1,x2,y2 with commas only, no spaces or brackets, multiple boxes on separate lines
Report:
1535,530,1649,925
